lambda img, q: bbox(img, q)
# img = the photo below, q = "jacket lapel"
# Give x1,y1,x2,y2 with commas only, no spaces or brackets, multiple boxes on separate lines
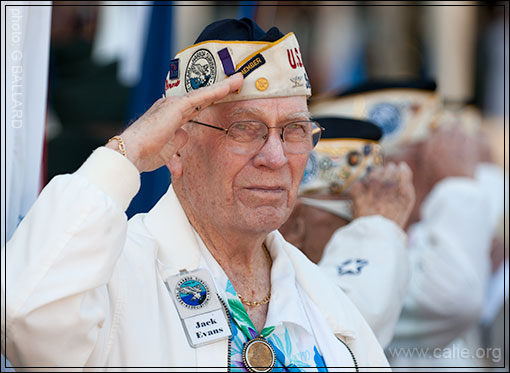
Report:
144,185,201,272
144,185,228,370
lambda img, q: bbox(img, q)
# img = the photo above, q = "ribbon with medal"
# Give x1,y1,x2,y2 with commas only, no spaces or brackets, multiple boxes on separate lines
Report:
228,296,276,372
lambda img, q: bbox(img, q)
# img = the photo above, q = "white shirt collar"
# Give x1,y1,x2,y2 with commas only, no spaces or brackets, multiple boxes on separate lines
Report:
193,229,313,335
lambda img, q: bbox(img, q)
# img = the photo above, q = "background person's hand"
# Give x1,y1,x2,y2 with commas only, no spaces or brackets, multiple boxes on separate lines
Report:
106,73,244,173
350,162,415,229
418,125,478,194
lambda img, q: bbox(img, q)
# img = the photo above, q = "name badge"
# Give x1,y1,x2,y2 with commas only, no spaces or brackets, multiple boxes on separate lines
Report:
161,267,231,348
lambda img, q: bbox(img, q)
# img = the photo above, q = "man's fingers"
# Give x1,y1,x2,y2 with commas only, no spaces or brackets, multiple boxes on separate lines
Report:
398,162,413,183
179,73,244,120
364,165,384,183
378,162,399,187
349,180,364,197
121,73,244,173
397,161,416,206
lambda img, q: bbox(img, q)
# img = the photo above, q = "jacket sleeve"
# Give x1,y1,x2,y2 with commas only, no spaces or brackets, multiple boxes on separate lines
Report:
317,215,409,348
392,177,494,348
1,147,140,368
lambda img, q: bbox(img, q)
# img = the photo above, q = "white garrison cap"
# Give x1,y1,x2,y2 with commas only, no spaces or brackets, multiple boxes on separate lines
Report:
310,80,440,153
164,18,311,103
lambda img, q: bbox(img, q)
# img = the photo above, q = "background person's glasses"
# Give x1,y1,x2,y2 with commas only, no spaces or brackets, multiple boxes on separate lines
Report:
189,119,324,155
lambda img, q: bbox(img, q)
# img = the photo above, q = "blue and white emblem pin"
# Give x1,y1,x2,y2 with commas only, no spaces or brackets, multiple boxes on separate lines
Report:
176,276,210,309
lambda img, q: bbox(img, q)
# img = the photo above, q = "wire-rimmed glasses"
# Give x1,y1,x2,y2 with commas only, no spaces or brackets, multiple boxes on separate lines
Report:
189,119,324,155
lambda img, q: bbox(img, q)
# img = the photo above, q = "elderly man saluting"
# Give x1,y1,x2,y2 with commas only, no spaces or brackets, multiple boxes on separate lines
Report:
2,19,390,371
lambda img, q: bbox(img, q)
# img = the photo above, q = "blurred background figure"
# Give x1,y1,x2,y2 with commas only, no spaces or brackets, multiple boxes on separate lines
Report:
280,116,415,348
47,6,129,179
311,79,505,369
46,3,171,218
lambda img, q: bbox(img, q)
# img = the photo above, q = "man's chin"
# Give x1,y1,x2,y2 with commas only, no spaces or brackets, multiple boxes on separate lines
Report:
236,189,288,207
236,205,289,233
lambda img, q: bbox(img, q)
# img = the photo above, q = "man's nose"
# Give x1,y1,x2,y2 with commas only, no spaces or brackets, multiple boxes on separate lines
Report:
253,128,288,169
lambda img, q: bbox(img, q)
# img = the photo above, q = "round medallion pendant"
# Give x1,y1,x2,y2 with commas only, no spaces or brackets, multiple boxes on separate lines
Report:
242,337,276,372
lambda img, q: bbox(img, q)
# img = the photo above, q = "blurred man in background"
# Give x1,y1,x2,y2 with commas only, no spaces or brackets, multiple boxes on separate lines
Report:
311,81,505,368
280,115,415,348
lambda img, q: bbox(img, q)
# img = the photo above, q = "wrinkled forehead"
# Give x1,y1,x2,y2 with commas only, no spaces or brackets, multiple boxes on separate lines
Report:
200,95,310,124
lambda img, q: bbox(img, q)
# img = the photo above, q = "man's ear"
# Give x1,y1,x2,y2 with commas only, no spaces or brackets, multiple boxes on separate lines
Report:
166,152,183,178
166,128,188,178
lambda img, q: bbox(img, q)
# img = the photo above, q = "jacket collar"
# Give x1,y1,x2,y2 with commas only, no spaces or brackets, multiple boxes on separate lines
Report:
144,185,202,274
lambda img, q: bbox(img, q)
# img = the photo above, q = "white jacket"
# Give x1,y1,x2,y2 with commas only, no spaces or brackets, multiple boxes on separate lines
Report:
2,147,391,371
318,218,409,349
387,165,504,368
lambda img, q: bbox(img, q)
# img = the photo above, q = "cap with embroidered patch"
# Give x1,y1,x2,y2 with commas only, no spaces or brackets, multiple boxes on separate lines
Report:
310,80,440,153
164,18,311,103
300,116,384,197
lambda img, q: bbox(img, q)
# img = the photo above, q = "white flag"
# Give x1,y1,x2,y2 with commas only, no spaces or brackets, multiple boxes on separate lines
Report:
1,2,52,247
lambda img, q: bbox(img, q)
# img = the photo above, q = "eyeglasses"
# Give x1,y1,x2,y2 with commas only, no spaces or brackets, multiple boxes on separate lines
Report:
189,119,324,155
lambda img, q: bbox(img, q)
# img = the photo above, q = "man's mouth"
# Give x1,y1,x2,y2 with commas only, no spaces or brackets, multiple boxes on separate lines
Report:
245,186,285,193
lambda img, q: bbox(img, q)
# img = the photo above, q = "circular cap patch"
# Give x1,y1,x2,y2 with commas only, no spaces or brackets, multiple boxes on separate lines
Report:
185,48,217,92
